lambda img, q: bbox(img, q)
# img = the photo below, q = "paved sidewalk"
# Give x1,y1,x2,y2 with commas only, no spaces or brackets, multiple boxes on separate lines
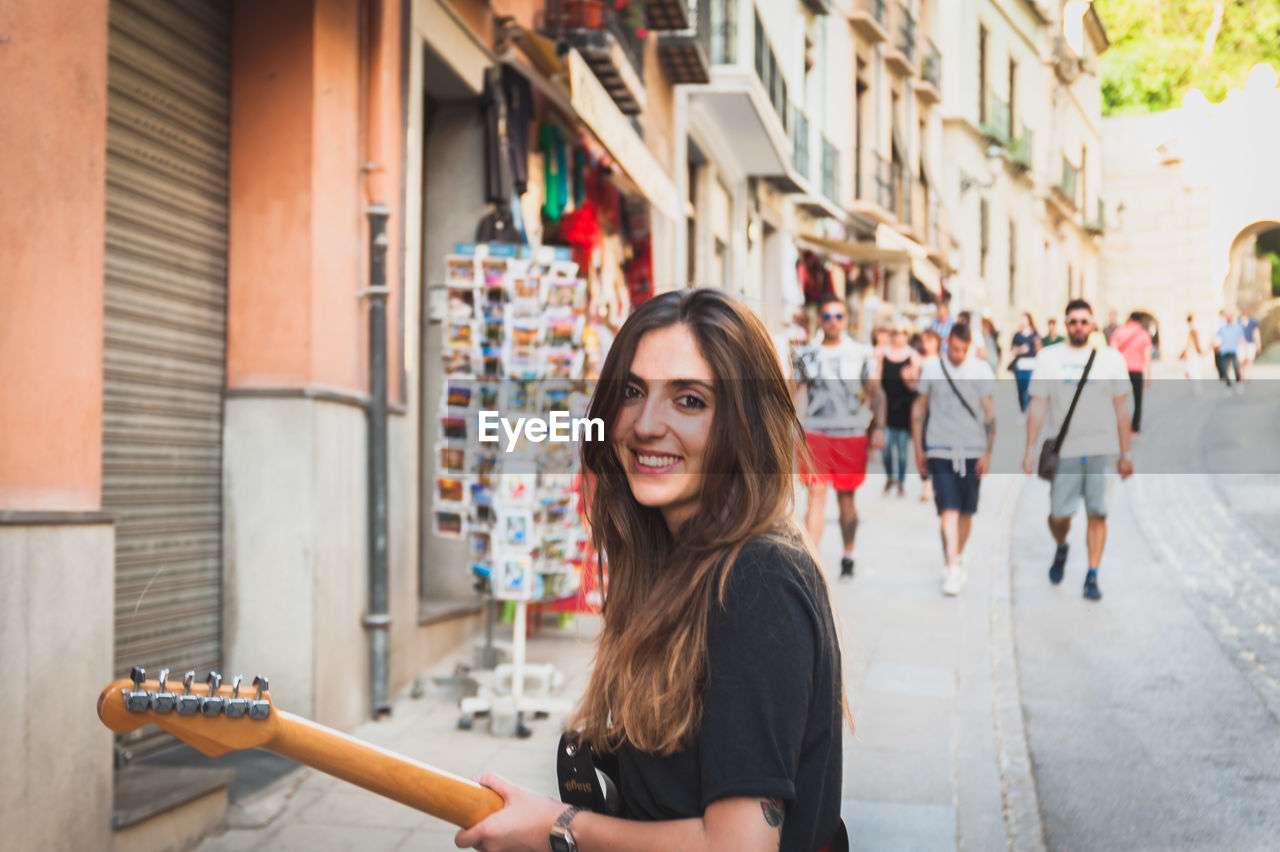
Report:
196,473,1034,852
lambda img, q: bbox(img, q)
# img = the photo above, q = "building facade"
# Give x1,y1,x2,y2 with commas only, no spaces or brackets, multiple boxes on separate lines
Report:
937,0,1108,336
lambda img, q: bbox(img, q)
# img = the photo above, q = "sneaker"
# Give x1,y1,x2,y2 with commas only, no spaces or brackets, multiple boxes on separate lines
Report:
1083,573,1102,601
942,565,962,596
840,556,855,580
1049,544,1068,585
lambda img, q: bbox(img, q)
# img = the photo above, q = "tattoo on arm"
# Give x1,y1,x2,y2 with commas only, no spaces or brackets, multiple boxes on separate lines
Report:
984,417,996,454
760,799,784,829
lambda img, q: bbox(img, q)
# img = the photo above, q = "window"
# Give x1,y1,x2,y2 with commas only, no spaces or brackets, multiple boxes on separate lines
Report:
1080,144,1088,212
1008,218,1017,304
979,198,990,278
978,25,988,123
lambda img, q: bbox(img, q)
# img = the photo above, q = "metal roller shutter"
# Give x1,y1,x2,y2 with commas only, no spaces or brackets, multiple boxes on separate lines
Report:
104,0,230,759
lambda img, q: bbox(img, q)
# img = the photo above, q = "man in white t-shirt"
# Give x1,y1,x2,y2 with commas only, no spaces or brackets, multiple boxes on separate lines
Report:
911,323,997,596
1022,299,1133,601
794,296,885,579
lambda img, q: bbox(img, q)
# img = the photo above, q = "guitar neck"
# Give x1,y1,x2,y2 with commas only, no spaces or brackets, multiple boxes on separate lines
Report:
268,709,503,828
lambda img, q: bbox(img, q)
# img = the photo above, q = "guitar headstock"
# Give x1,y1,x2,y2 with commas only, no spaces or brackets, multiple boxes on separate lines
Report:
98,667,279,757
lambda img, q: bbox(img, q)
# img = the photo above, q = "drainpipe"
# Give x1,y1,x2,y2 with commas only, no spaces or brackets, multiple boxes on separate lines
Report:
361,0,394,718
363,202,392,718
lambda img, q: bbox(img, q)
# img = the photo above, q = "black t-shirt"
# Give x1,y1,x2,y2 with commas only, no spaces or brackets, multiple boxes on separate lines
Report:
612,536,844,851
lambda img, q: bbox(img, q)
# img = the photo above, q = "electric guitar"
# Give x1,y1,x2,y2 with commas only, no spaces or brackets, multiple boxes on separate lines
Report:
98,667,503,828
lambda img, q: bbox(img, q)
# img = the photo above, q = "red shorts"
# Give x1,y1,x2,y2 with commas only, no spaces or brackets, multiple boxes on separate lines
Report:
800,432,868,492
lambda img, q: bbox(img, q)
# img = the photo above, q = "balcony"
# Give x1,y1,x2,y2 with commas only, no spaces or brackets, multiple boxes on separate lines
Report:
541,0,647,115
708,0,735,64
913,38,941,105
979,92,1011,147
1008,125,1033,173
882,2,915,77
791,107,810,179
1084,198,1105,235
821,136,839,204
1054,155,1079,208
799,0,832,14
850,0,889,44
645,0,692,31
658,0,711,84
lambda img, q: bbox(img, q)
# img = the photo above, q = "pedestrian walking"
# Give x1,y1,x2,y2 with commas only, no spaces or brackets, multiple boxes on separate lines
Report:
1179,313,1206,395
927,301,956,356
878,323,921,497
1102,309,1120,344
915,329,941,504
1022,299,1134,602
1239,308,1261,381
1010,312,1041,412
979,316,1001,373
793,295,886,579
455,288,850,852
1213,309,1245,392
911,323,996,596
1109,312,1153,435
1041,318,1065,347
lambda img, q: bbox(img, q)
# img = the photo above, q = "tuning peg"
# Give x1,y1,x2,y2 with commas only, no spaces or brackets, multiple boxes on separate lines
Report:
249,675,271,720
174,670,200,715
149,667,176,713
201,671,224,717
225,674,248,718
123,666,151,712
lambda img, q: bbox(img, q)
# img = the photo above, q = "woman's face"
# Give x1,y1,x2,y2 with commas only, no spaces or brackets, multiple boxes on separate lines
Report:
612,323,715,531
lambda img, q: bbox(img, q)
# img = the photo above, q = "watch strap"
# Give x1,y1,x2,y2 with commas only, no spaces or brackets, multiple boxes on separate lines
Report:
550,805,582,852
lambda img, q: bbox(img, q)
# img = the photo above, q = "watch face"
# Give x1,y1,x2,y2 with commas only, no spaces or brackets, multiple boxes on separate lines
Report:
549,835,573,852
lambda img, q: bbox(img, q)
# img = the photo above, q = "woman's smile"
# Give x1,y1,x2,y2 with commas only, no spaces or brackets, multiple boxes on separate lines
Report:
629,448,684,473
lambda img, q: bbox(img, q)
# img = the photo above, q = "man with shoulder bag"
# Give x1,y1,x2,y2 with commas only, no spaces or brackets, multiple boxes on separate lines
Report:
911,323,997,597
1022,300,1133,601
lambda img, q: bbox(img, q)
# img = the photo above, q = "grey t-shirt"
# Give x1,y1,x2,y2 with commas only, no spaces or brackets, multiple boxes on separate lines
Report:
794,338,873,437
919,355,995,459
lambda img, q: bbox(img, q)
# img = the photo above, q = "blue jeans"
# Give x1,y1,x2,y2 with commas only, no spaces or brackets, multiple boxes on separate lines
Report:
1015,369,1033,412
882,427,911,483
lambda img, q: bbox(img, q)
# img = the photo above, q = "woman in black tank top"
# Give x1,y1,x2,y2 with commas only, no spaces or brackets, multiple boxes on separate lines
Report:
879,327,919,497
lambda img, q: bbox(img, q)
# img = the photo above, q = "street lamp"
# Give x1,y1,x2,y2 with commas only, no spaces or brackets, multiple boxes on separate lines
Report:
959,144,1006,195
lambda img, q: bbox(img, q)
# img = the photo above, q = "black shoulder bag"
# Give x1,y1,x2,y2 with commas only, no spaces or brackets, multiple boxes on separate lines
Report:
1037,349,1096,481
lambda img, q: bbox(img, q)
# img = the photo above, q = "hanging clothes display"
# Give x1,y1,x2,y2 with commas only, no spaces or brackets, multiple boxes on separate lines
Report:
797,250,835,305
539,122,568,222
502,66,534,195
482,67,514,204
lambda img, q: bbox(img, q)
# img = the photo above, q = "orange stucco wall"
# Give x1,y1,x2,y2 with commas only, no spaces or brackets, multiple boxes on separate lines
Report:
226,0,404,401
0,0,109,510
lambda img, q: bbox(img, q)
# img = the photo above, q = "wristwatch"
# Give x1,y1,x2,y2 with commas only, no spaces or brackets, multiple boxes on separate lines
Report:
549,805,582,852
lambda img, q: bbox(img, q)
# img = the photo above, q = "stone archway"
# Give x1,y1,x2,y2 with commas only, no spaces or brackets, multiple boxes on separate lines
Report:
1224,219,1280,311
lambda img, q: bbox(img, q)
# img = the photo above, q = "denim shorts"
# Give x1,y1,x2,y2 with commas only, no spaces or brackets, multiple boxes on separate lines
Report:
927,457,981,515
1050,455,1116,518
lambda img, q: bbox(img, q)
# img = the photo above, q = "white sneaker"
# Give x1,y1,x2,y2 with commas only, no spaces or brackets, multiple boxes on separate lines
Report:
942,565,962,596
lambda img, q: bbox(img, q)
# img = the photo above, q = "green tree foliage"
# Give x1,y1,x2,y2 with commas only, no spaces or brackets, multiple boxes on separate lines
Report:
1097,0,1280,115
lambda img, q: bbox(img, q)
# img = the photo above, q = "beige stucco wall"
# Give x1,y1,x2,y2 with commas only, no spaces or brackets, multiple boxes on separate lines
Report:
0,521,114,851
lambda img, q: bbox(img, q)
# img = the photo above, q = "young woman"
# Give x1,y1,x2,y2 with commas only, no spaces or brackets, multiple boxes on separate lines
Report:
979,316,1001,373
456,289,848,852
879,323,921,497
1009,312,1041,413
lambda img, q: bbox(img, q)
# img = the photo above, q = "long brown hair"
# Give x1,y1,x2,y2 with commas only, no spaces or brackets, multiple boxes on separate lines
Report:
571,289,831,755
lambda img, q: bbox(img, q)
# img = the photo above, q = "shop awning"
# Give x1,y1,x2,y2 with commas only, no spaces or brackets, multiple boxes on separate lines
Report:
797,233,910,264
875,224,942,295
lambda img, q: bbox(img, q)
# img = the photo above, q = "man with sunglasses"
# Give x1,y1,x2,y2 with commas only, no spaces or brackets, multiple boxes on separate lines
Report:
1022,299,1133,601
795,296,886,579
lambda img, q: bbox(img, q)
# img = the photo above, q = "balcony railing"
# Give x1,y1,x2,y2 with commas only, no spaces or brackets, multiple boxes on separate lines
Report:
753,10,789,132
920,39,940,88
1008,125,1033,171
541,0,646,113
709,0,736,64
980,93,1010,146
1084,198,1105,234
791,106,810,178
821,136,839,203
897,3,915,63
1057,156,1079,206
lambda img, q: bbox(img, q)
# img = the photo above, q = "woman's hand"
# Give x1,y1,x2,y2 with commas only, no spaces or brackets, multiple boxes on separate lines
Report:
454,775,566,852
